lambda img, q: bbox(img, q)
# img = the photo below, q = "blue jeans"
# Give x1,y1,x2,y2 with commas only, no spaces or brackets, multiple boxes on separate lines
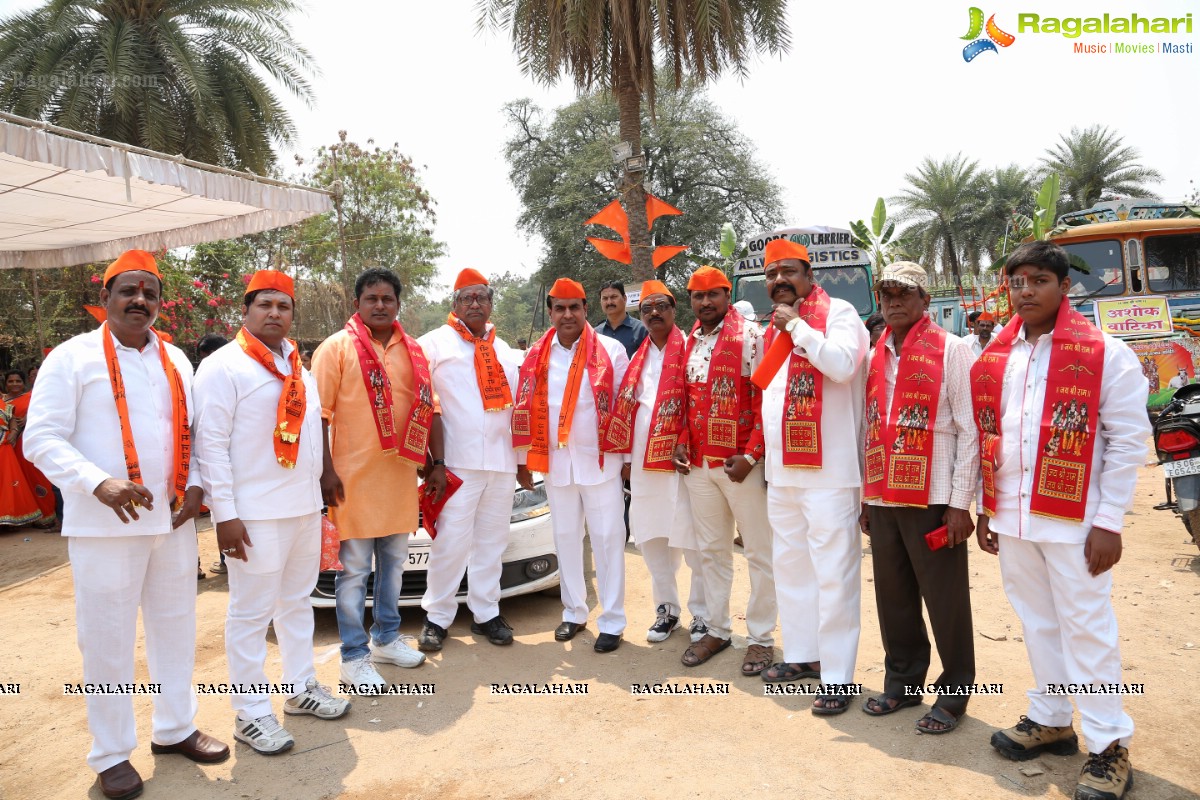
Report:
335,534,409,661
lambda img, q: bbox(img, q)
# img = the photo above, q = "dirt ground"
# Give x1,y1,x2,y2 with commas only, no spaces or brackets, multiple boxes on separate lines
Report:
1,456,1198,800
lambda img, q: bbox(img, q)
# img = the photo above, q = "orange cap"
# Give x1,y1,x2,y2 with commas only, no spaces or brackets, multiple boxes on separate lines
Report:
764,239,809,267
978,311,995,322
245,269,294,300
640,280,673,300
549,278,586,299
454,268,489,291
686,266,732,292
102,250,160,285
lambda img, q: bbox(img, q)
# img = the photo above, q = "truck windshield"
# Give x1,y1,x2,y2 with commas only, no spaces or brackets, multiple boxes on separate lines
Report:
737,266,874,318
1146,232,1200,293
1060,239,1125,298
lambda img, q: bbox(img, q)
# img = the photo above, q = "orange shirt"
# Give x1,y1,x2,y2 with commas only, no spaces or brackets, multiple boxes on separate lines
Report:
312,328,419,539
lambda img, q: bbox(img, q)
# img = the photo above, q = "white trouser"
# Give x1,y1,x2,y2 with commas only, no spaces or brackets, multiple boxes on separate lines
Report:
638,538,708,623
69,528,199,773
767,485,861,684
226,513,321,720
683,462,776,645
545,477,627,635
999,535,1134,753
422,468,515,627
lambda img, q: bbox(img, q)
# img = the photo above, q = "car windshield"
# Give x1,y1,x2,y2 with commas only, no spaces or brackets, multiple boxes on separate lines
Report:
1146,232,1200,293
736,266,875,318
1060,239,1125,298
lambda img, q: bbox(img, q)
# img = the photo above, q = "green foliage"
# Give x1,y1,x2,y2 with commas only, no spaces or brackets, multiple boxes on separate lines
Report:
488,271,546,344
503,80,784,313
0,0,317,174
1031,173,1061,241
849,198,901,271
1038,125,1164,212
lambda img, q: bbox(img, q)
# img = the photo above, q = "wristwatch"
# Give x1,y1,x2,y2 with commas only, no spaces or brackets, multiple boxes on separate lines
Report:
431,458,446,466
785,317,802,333
742,454,758,467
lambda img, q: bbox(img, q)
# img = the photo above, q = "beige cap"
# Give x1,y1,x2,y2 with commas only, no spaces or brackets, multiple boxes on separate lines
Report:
873,261,929,292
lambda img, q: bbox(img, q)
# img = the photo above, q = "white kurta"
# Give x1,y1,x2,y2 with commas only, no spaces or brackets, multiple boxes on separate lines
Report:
629,339,695,549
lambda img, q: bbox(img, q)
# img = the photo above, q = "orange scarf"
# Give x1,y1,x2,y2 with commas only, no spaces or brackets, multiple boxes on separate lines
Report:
447,314,513,411
101,323,190,505
513,325,615,473
863,316,947,507
602,327,686,471
235,327,306,469
344,314,435,465
971,297,1105,522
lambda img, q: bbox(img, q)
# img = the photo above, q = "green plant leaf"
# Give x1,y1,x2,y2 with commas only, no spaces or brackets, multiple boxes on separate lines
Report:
871,197,886,237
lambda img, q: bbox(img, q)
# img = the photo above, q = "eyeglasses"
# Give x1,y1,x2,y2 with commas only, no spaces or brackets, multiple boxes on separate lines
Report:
456,294,491,307
639,301,672,314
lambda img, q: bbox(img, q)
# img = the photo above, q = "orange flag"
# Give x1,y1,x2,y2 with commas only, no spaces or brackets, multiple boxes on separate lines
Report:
645,193,683,229
652,245,688,268
585,199,630,241
587,237,633,265
83,305,107,323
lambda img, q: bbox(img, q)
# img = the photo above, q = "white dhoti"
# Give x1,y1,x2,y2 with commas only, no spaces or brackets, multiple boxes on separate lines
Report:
630,458,705,622
422,467,515,627
545,477,627,635
683,462,776,646
767,485,861,684
225,512,321,720
999,535,1134,753
69,526,199,773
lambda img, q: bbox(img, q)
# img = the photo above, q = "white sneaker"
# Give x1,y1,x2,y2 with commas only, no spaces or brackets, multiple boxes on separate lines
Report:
234,713,294,755
370,635,426,668
284,678,351,720
339,656,387,692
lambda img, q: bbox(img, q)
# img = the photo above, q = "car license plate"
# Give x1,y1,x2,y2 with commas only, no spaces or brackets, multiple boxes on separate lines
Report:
405,549,430,569
1163,456,1200,477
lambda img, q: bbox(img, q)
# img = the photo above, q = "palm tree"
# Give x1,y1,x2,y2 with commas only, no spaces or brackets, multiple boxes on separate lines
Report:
893,153,989,285
0,0,316,174
1039,125,1164,212
975,164,1035,263
477,0,790,280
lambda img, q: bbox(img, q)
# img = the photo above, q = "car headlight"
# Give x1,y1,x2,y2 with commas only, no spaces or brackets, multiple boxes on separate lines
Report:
510,483,549,523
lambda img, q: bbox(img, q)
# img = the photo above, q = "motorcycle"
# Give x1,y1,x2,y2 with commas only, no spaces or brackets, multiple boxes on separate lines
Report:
1152,383,1200,551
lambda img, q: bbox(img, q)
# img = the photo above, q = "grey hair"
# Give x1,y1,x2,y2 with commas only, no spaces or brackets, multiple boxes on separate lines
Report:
452,285,495,305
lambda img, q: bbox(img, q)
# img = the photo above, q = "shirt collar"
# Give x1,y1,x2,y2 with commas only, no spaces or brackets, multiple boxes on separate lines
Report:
552,331,581,352
692,319,725,340
107,328,160,354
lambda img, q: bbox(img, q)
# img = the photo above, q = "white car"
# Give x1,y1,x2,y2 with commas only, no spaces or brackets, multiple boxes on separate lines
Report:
310,479,558,608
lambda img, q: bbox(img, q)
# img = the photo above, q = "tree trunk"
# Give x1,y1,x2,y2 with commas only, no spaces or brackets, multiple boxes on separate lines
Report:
614,48,653,283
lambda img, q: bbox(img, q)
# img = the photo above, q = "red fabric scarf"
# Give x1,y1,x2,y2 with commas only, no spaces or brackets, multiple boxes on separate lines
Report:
512,325,616,473
344,314,435,466
863,316,948,507
971,297,1105,522
602,326,686,471
761,285,832,468
682,310,762,466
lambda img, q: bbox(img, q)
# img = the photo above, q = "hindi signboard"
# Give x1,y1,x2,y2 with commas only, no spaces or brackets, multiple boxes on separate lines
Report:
1093,296,1173,338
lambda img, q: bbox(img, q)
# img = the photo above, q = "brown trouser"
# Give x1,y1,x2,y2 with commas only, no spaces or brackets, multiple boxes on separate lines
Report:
867,504,976,716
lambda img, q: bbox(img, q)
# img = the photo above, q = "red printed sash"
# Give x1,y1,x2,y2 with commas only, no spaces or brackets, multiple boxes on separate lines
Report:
970,297,1104,522
863,316,947,507
602,326,686,471
512,325,615,473
683,311,748,465
761,285,831,468
345,314,435,466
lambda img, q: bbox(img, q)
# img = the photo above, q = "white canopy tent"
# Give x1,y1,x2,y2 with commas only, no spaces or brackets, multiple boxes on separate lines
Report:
0,111,336,351
0,111,333,270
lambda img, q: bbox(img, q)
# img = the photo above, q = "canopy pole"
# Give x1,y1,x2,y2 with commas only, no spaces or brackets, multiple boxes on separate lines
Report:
29,269,45,355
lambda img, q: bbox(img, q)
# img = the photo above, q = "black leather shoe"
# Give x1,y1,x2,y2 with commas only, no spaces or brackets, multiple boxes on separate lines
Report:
594,633,622,653
554,621,585,641
471,615,514,646
418,620,448,652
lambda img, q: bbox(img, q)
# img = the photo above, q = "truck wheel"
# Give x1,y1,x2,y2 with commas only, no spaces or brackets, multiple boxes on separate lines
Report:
1186,508,1200,552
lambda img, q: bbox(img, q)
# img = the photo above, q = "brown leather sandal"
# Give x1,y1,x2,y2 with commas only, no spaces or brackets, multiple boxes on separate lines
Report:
741,644,774,676
681,634,731,667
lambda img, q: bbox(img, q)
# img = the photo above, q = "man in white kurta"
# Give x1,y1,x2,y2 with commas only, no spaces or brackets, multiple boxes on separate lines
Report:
24,251,227,800
758,239,869,713
975,242,1148,800
417,268,523,650
515,278,629,652
611,281,707,642
194,270,349,757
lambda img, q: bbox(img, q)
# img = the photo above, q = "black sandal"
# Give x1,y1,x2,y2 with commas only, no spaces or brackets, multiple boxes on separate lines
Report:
915,706,960,734
812,691,851,716
862,693,922,716
762,661,820,683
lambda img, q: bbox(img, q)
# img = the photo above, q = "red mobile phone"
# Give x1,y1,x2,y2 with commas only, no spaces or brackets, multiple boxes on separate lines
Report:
925,524,949,551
